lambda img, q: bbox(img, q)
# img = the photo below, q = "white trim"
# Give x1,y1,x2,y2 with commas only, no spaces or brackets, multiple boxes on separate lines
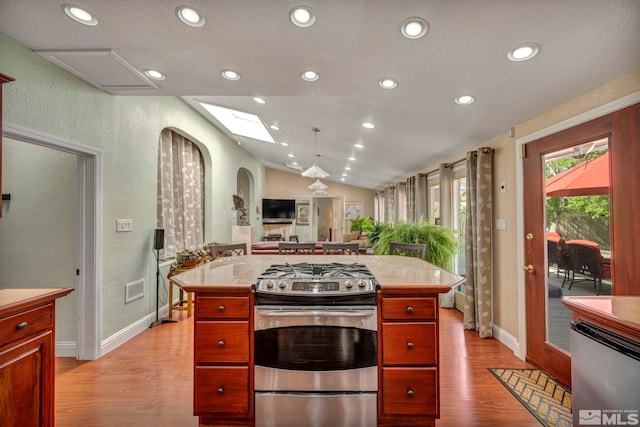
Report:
2,123,103,360
55,341,78,358
515,91,640,361
100,304,169,356
492,324,521,357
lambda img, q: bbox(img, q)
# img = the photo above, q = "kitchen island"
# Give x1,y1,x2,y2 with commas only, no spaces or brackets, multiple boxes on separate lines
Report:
171,254,464,427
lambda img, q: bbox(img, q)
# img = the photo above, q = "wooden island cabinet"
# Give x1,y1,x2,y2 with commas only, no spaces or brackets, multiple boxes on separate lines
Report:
171,255,463,427
0,287,73,427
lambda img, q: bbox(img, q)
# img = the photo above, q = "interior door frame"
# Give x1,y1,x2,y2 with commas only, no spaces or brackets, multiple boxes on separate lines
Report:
3,123,102,360
515,91,640,363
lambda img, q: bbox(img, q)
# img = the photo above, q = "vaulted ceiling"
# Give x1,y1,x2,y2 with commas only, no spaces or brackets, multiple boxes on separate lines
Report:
1,1,638,189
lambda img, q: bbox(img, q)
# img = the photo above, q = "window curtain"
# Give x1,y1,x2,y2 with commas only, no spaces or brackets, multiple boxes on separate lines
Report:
157,129,205,259
386,185,396,223
438,163,454,307
396,181,407,221
406,176,416,223
416,173,428,221
463,148,493,338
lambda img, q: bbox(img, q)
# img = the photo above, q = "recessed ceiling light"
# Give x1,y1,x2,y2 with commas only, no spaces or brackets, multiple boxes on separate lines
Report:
340,177,346,182
290,6,316,28
287,153,295,158
354,143,364,149
379,78,398,89
292,161,298,165
345,166,351,170
61,4,98,26
221,70,240,80
362,122,375,129
348,156,356,161
508,42,541,62
280,141,288,146
341,173,348,177
144,69,165,80
176,6,205,27
401,17,429,39
301,70,319,81
270,124,280,130
253,97,266,104
454,95,475,105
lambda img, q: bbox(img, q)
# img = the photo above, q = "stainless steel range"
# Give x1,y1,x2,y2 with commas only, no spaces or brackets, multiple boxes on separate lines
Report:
253,262,379,427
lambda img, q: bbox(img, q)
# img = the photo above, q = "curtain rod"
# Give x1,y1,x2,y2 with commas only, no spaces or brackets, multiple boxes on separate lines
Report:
417,147,493,177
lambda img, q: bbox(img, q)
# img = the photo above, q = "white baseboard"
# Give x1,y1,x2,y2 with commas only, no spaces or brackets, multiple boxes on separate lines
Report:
56,341,78,358
492,323,524,360
100,304,170,356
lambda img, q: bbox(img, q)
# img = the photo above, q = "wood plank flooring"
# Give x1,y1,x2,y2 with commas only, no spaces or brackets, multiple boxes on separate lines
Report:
56,308,541,427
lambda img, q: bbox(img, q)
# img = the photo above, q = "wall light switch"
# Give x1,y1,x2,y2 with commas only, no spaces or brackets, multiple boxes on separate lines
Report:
496,218,507,231
116,219,133,232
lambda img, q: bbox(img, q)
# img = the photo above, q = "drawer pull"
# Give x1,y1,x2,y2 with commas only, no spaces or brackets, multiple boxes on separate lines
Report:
407,389,414,398
407,342,414,350
217,305,225,312
406,306,414,314
217,340,225,347
16,321,28,330
217,387,224,395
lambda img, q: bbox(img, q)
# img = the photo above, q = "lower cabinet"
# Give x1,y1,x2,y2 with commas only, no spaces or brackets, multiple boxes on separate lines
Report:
193,292,254,426
0,288,73,427
378,294,439,427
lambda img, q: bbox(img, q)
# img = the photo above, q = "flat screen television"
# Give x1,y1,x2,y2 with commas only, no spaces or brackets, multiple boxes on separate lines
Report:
262,198,296,219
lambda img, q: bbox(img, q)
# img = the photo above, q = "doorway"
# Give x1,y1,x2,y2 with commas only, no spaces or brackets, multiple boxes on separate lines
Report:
2,124,101,360
519,101,639,387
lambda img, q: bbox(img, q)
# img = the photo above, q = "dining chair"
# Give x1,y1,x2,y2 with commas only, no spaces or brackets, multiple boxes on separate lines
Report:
322,243,359,255
209,243,247,260
389,242,427,260
278,242,316,254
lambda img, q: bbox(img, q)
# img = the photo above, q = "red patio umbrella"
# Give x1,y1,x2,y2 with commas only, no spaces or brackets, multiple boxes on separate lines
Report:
546,152,610,197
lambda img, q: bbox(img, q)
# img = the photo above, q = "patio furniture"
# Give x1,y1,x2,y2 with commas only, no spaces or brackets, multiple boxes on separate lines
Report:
547,233,570,285
389,242,427,260
566,240,611,295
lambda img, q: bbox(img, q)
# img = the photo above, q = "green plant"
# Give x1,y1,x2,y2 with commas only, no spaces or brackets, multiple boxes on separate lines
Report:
373,220,459,270
350,216,374,232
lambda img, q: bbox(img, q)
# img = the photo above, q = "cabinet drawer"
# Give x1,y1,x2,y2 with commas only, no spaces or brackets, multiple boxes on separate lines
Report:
0,304,53,345
197,297,250,319
195,366,249,414
382,367,438,416
382,297,436,320
196,321,249,363
382,323,436,365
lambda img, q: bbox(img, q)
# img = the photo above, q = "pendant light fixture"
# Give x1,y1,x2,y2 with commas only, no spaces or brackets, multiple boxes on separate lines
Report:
301,127,330,179
308,179,328,195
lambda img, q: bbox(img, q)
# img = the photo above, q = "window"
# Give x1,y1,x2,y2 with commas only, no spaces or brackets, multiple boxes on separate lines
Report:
157,129,205,258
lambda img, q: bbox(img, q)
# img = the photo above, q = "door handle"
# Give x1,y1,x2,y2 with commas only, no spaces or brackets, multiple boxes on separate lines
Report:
523,264,535,274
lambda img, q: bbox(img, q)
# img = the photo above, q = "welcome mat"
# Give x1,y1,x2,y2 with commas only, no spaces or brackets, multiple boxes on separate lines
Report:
489,368,573,427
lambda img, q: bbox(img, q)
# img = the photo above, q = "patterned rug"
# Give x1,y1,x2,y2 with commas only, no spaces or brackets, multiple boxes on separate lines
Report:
489,368,573,427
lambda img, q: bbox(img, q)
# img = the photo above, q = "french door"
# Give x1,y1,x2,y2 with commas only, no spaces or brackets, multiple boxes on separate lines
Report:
522,103,640,387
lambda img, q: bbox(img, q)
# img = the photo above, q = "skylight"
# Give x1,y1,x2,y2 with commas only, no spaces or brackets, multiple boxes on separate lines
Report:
199,102,275,143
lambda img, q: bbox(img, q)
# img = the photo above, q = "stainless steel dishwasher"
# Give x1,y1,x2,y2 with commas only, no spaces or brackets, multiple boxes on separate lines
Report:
571,321,640,426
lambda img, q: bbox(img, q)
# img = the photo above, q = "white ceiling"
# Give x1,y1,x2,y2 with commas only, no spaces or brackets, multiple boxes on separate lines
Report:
1,1,639,190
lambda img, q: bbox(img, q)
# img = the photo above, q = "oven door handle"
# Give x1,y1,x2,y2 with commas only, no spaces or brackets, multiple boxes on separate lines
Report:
257,310,374,318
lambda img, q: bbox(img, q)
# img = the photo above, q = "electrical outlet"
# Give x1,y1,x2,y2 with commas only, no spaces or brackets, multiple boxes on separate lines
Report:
116,219,133,232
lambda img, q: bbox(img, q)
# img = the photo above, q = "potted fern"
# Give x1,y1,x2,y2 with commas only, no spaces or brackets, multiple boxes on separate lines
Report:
373,220,459,270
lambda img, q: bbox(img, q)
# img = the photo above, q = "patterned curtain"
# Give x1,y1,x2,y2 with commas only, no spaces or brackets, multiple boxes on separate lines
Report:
463,148,493,338
406,176,416,223
396,181,407,221
386,185,396,223
157,129,205,258
438,163,454,307
416,173,428,221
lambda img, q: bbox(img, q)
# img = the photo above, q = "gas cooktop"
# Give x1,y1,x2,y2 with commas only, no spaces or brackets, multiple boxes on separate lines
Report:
254,262,379,304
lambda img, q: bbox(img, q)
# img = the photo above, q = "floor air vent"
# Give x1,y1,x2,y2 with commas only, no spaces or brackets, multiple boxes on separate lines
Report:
125,279,145,303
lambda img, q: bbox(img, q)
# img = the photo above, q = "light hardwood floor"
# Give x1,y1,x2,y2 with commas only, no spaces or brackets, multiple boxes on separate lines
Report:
56,308,541,426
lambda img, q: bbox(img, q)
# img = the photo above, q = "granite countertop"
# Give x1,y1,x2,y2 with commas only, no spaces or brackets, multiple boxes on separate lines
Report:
562,296,640,338
170,254,465,294
0,287,74,318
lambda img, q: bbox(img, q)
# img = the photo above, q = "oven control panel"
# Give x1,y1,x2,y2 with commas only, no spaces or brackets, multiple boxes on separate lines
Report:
255,278,376,295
